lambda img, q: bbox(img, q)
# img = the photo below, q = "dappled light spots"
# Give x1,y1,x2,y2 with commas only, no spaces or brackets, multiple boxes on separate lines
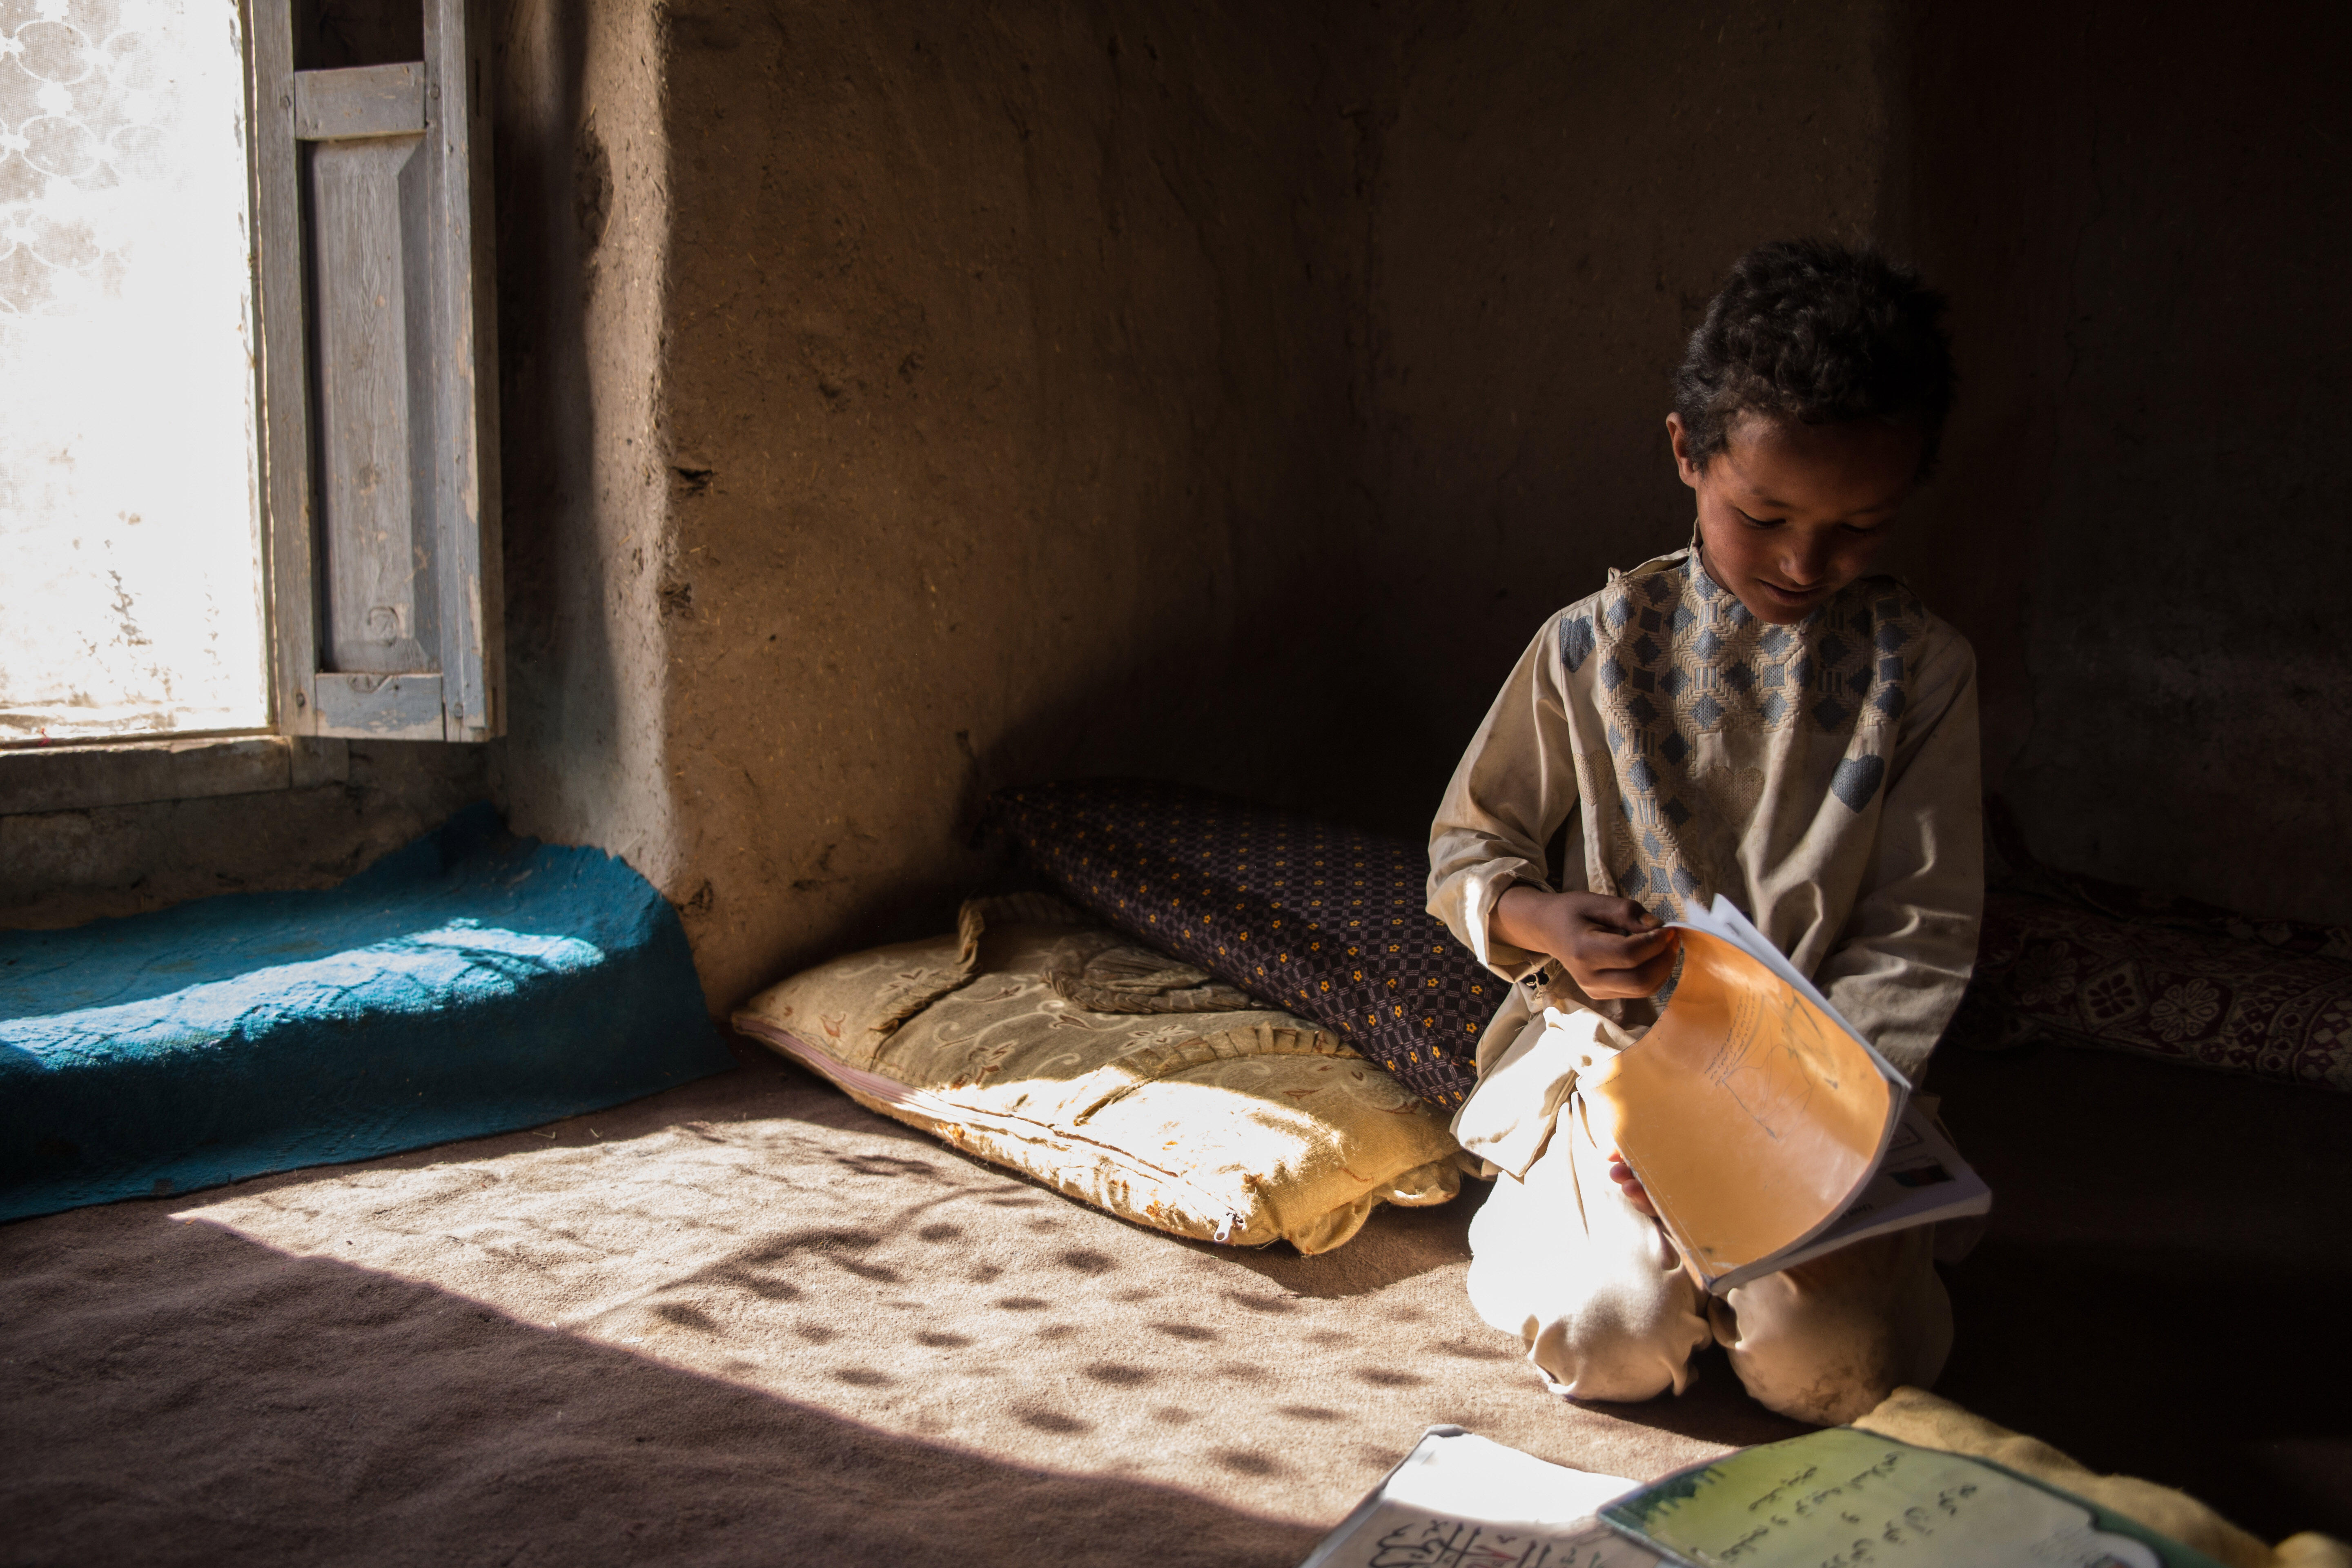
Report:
1056,1248,1114,1275
654,1303,717,1333
1036,1324,1078,1342
1017,1408,1092,1435
915,1331,972,1349
1307,1328,1352,1347
985,1196,1045,1208
1150,1322,1216,1342
1278,1405,1344,1421
1111,1287,1156,1303
994,1296,1049,1311
1215,1361,1270,1383
1082,1362,1152,1387
967,1264,1004,1284
793,1323,837,1344
831,1367,892,1387
708,1263,800,1301
1215,1448,1283,1477
1224,1289,1297,1314
831,1153,941,1178
1352,1367,1424,1388
1433,1339,1517,1361
1152,1406,1199,1425
915,1223,962,1242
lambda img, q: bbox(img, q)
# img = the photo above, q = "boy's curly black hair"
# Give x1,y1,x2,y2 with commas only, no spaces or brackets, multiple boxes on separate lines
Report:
1673,240,1955,479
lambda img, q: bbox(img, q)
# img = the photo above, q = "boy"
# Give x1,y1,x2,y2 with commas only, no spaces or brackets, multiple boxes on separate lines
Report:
1426,241,1981,1425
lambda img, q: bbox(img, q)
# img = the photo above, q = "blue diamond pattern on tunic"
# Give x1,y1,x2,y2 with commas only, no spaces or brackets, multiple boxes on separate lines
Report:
1606,722,1624,752
1619,862,1648,893
1690,693,1724,727
1608,598,1631,629
1874,686,1906,717
1755,663,1782,690
1663,797,1692,826
1633,633,1663,664
1876,622,1909,652
1600,657,1626,691
1726,601,1754,626
1669,604,1696,634
1626,694,1659,725
1812,695,1849,729
1694,570,1719,599
1645,575,1673,604
1627,757,1659,791
1642,829,1666,859
1879,656,1905,681
1790,655,1813,686
1695,629,1723,659
1759,693,1786,722
1659,668,1686,697
1628,666,1655,693
1819,634,1851,665
1759,627,1790,656
1876,597,1904,618
1831,754,1887,811
1660,731,1690,765
1639,607,1662,633
1560,615,1597,673
1672,865,1702,897
1849,667,1873,694
1724,664,1755,693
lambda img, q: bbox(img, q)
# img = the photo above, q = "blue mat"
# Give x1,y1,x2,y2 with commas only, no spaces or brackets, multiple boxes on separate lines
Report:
0,805,734,1223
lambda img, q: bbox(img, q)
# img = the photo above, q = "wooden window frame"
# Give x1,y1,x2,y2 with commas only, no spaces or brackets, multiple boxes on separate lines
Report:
251,0,502,744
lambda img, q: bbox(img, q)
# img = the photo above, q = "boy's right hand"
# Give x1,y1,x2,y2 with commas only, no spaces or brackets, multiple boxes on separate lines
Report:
1492,886,1679,1000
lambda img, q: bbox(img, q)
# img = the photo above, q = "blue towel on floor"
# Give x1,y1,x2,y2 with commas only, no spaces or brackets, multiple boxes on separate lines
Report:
0,805,733,1223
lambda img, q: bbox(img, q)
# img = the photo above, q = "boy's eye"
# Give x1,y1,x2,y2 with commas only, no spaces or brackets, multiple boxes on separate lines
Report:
1733,508,1782,528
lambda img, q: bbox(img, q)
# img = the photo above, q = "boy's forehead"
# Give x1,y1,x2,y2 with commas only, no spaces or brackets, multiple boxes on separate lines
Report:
1720,413,1920,515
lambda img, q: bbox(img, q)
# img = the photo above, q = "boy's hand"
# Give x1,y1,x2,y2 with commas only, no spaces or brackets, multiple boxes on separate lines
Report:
1492,886,1679,1000
1605,1151,1657,1218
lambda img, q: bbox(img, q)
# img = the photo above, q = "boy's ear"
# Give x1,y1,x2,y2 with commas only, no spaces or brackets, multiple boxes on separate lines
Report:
1666,413,1702,490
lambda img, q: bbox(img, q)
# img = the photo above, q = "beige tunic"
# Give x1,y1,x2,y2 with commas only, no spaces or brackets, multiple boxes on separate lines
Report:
1427,541,1982,1166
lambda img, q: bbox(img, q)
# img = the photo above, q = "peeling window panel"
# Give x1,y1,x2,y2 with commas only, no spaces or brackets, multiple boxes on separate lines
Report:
0,0,268,745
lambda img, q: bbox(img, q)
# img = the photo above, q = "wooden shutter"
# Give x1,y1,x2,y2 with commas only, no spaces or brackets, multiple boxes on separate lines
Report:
251,0,502,742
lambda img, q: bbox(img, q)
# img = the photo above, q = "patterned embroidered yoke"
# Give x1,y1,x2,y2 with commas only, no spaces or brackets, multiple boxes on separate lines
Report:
1428,545,1984,1082
1569,552,1929,918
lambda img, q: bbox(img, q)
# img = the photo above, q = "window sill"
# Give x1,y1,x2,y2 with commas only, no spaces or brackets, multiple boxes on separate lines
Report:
0,735,350,817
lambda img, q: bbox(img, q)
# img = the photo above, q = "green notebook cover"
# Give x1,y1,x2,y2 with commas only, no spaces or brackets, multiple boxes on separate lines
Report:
1599,1427,2228,1568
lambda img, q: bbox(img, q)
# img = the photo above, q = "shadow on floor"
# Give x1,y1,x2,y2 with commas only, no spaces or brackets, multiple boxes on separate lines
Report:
1,1215,1319,1568
1928,1041,2352,1542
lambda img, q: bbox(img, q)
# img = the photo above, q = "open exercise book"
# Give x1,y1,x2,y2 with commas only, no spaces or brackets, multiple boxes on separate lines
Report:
1584,896,1990,1294
1302,1427,2225,1568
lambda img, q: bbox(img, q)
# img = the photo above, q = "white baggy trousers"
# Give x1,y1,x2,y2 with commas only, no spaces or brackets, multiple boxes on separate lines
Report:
1462,1015,1954,1427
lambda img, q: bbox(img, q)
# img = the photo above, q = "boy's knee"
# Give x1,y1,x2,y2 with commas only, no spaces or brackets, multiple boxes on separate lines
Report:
1711,1229,1953,1425
1525,1278,1713,1403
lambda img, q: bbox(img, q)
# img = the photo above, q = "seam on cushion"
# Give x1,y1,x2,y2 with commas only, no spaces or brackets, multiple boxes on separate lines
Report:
1063,1022,1361,1125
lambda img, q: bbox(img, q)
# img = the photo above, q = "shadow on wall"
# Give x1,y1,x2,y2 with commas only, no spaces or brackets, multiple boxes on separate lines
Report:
0,1216,1318,1567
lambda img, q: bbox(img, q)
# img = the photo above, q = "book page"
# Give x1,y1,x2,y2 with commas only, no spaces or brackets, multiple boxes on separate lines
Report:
1300,1430,1655,1568
1602,1428,2215,1568
1585,930,1898,1292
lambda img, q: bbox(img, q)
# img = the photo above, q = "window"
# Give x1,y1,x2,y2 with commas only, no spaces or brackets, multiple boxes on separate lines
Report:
0,0,499,759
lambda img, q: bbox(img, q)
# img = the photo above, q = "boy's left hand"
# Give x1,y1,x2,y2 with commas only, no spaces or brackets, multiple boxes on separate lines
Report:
1605,1151,1657,1219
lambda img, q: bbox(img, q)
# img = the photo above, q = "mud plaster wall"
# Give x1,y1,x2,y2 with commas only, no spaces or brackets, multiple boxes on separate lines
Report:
648,1,1376,1008
1895,0,2352,925
489,0,685,893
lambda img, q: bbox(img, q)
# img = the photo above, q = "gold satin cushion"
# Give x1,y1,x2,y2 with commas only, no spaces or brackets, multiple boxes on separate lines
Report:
731,896,1461,1254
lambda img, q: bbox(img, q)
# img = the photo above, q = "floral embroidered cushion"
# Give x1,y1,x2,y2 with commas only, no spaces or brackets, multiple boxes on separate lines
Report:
732,895,1463,1254
983,780,1488,1109
1960,890,2352,1092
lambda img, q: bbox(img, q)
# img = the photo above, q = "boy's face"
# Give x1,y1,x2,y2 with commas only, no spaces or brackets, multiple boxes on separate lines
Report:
1669,411,1922,624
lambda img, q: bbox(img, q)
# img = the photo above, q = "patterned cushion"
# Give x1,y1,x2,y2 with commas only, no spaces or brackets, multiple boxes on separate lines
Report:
1958,890,2352,1091
985,780,1487,1108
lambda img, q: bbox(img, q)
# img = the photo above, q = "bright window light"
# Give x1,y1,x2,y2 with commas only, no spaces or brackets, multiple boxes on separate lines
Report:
0,0,268,745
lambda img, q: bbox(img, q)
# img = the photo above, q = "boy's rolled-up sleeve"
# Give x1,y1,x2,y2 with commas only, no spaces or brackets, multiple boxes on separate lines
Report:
1427,614,1587,984
1815,624,1985,1083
